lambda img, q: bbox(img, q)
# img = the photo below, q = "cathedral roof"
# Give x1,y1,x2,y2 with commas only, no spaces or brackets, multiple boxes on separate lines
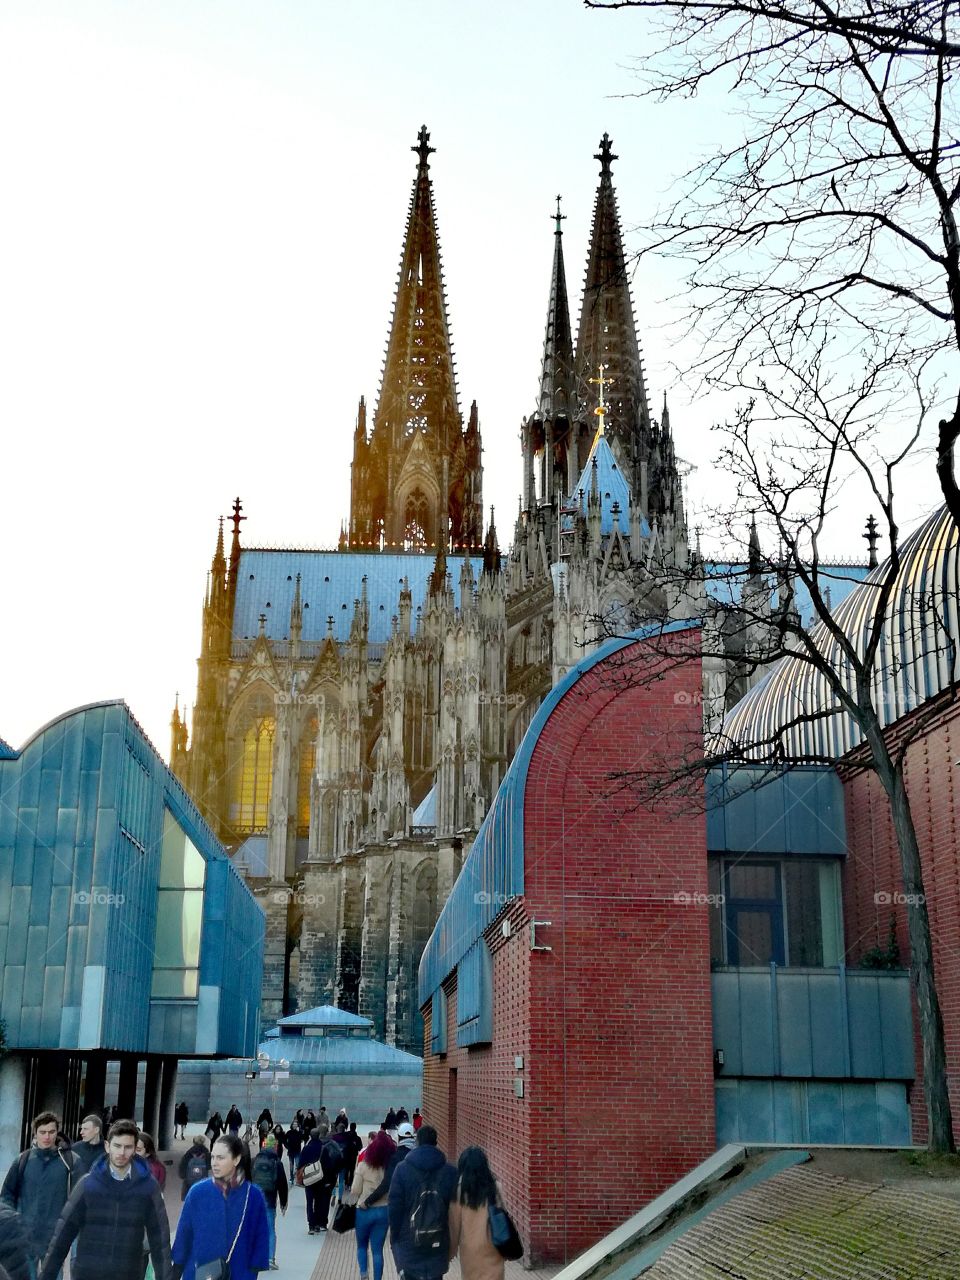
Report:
232,549,483,646
722,506,960,759
569,432,650,537
411,785,437,827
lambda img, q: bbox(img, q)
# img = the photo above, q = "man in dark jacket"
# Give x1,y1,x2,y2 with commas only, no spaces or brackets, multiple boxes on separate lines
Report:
251,1135,288,1270
297,1129,342,1235
225,1104,243,1134
71,1116,104,1179
388,1125,457,1280
174,1101,189,1140
284,1123,302,1185
1,1111,77,1278
178,1134,212,1201
38,1119,171,1280
0,1202,31,1280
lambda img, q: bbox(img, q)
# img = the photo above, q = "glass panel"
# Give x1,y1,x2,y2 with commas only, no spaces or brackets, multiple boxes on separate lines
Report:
160,812,206,888
151,968,199,998
784,859,824,966
708,859,724,965
727,861,778,901
154,890,203,968
728,907,777,965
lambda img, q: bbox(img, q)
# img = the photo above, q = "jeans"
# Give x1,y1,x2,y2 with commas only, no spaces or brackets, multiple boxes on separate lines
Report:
355,1206,390,1280
266,1204,277,1261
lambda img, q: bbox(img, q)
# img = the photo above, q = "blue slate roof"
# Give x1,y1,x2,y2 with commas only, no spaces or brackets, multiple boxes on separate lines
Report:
411,786,437,826
233,550,484,644
277,1005,372,1029
569,433,651,537
418,620,699,1005
704,561,870,628
255,1030,422,1073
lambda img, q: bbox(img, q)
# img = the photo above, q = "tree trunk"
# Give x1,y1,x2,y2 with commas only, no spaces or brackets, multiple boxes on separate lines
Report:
871,732,956,1152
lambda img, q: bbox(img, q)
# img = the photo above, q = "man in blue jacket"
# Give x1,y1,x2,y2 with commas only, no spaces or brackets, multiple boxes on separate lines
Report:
388,1126,457,1280
1,1111,77,1279
38,1119,171,1280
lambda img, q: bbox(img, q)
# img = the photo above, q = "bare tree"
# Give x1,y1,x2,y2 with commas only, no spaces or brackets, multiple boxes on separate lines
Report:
590,330,956,1150
586,0,960,522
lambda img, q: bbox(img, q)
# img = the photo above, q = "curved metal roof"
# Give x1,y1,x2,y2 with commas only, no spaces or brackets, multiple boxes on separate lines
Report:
723,506,959,759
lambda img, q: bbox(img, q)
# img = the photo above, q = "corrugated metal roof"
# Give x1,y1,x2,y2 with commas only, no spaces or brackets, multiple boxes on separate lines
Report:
704,561,869,628
418,620,699,1005
233,550,484,645
277,1005,373,1028
570,433,651,537
0,736,16,759
724,506,959,759
255,1030,422,1073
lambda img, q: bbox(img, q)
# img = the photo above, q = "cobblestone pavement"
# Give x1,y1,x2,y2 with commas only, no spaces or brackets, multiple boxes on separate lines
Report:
644,1165,960,1280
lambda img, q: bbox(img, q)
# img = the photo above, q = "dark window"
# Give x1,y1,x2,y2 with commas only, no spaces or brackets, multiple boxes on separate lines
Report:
711,856,841,967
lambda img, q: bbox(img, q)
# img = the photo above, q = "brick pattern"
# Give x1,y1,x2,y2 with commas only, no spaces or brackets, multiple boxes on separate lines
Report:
421,635,716,1265
841,696,960,1143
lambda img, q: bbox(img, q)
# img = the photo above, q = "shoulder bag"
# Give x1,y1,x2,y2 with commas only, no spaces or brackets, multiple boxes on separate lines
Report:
488,1198,523,1261
195,1183,250,1280
300,1157,325,1186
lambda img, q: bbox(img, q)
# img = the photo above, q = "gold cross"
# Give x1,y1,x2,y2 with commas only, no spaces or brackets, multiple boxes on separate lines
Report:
589,363,612,435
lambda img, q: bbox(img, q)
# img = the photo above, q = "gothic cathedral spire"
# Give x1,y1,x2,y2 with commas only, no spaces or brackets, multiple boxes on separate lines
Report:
349,126,483,552
574,134,650,487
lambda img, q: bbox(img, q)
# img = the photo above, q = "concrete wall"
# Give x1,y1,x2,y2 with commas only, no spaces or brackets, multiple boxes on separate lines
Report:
105,1061,420,1135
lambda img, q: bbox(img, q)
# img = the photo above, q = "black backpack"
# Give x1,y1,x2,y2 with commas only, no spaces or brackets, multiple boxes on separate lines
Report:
252,1151,278,1196
185,1152,209,1186
321,1139,344,1176
410,1168,450,1255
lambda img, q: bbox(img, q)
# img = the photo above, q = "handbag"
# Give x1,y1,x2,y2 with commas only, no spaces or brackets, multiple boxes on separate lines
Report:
488,1201,523,1261
195,1184,250,1280
300,1158,325,1186
333,1200,357,1233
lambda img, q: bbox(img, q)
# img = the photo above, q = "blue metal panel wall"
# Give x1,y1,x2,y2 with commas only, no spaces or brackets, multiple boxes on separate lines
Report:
706,765,847,856
712,968,914,1080
715,1079,911,1144
456,942,492,1047
431,989,447,1055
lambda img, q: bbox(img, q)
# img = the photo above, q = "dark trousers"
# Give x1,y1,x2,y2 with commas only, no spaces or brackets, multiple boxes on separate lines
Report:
306,1179,333,1230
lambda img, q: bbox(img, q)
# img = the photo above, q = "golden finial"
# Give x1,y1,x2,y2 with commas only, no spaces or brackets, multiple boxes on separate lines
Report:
589,363,612,440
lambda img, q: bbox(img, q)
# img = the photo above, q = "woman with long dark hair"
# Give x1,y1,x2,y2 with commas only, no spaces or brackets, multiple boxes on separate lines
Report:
136,1132,166,1188
449,1147,504,1280
173,1133,270,1280
350,1131,396,1280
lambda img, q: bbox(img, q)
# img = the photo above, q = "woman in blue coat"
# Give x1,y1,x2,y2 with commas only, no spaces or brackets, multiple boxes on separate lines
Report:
173,1133,270,1280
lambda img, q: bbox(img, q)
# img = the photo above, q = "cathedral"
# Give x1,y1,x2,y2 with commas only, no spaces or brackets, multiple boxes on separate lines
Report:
170,127,703,1052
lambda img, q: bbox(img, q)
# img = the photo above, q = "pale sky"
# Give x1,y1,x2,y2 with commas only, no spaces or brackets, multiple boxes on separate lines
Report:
0,1,939,758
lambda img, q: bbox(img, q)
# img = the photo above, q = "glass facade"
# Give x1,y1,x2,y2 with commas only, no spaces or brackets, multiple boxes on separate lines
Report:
709,856,842,968
151,810,206,998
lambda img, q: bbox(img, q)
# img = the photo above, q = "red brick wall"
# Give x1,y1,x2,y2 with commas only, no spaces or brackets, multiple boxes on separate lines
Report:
841,695,960,1144
421,635,716,1265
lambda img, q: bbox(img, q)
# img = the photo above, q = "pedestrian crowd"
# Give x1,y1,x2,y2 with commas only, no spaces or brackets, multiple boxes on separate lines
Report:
0,1098,521,1280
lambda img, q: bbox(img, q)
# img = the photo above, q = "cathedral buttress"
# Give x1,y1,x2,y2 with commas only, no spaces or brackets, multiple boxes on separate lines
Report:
348,126,483,552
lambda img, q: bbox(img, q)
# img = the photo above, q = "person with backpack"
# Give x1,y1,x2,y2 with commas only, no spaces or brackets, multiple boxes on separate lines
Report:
251,1134,288,1271
388,1125,457,1280
350,1131,395,1280
178,1135,212,1201
1,1111,77,1279
297,1128,342,1234
448,1148,512,1280
37,1119,171,1280
0,1201,32,1280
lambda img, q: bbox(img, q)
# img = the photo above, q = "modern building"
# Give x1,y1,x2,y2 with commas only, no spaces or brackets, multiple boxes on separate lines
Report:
0,700,264,1170
418,624,919,1264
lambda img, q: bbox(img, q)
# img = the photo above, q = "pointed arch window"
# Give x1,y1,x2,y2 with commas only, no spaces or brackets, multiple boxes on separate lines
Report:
404,489,430,549
228,694,276,834
297,714,318,837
